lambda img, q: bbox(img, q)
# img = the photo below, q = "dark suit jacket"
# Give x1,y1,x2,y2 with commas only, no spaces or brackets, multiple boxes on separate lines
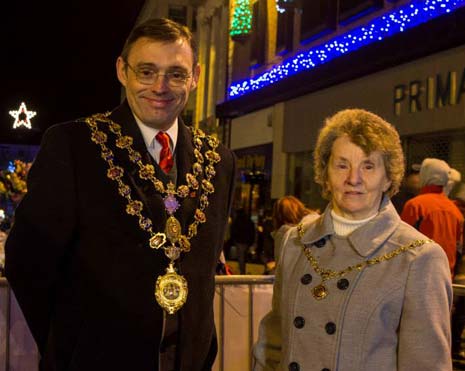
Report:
5,101,236,371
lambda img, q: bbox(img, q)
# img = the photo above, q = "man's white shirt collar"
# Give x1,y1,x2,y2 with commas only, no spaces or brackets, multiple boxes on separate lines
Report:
133,115,178,162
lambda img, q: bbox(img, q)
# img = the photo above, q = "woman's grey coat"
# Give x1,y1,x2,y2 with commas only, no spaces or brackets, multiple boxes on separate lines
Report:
253,197,452,371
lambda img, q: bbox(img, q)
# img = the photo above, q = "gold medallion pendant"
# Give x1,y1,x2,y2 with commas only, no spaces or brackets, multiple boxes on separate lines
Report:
312,284,328,300
155,263,188,314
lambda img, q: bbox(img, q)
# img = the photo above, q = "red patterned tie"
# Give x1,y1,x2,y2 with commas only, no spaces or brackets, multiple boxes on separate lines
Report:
155,131,174,174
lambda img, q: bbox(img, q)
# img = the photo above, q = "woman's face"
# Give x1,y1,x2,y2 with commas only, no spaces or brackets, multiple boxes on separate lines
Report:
326,135,391,220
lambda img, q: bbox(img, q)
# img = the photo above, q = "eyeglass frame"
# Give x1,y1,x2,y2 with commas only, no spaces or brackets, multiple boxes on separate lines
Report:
124,61,192,87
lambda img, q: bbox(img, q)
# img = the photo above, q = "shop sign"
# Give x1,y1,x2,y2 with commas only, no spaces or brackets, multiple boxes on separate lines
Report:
393,67,465,115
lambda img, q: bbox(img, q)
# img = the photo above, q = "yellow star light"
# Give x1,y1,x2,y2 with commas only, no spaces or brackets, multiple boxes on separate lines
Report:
9,102,37,129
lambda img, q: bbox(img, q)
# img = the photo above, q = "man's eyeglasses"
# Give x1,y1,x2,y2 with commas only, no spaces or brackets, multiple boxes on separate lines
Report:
125,62,191,87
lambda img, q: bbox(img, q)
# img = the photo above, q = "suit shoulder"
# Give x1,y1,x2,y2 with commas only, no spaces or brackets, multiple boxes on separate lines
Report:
37,119,95,159
395,220,433,245
217,142,234,155
217,143,235,166
43,118,90,137
393,221,448,260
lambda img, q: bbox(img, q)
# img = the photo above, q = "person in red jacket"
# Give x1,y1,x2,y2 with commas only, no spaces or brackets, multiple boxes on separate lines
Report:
401,158,464,277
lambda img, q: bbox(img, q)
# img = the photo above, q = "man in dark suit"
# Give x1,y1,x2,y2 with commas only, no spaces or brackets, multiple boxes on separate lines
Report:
5,18,235,371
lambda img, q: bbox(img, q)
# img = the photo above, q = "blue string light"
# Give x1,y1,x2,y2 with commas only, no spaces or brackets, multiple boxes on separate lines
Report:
7,161,15,173
228,0,465,99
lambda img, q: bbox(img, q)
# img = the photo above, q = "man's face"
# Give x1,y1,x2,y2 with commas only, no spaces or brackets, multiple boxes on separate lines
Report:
405,173,420,194
116,37,200,131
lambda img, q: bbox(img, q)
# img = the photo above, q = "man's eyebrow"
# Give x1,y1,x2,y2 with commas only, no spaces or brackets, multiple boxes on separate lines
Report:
135,62,157,68
134,62,189,72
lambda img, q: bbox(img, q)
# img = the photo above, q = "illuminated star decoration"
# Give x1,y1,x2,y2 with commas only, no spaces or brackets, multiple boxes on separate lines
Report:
9,102,37,129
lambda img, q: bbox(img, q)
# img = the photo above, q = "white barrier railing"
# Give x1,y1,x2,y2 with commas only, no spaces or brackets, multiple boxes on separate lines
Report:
1,278,40,371
213,275,274,371
1,277,464,371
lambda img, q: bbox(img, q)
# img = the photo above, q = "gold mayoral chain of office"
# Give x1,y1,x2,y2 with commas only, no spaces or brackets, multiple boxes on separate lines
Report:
85,112,221,314
296,223,432,300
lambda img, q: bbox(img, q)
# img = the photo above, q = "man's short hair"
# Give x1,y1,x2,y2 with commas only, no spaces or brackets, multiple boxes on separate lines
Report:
121,18,198,66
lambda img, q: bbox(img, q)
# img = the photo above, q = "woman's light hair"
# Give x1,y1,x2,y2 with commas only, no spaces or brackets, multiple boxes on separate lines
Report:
313,108,405,200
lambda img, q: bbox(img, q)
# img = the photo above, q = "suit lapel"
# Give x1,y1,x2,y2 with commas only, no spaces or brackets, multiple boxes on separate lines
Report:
174,121,200,237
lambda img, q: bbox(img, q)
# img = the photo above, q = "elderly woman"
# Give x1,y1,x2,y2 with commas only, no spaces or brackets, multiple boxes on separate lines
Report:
253,109,452,371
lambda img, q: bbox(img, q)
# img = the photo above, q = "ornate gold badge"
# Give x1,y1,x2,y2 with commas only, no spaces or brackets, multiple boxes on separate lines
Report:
155,263,188,314
312,284,328,300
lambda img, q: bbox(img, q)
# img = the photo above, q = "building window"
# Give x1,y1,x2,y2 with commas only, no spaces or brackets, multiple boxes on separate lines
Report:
338,0,383,25
191,9,197,32
300,0,335,44
286,151,327,212
168,5,188,26
276,6,294,55
250,0,266,67
405,131,465,176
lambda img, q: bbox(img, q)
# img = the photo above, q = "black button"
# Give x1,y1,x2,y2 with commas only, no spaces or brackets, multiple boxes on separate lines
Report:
301,274,312,285
294,316,305,329
322,369,331,371
337,278,349,290
325,322,336,335
314,238,326,248
289,362,300,371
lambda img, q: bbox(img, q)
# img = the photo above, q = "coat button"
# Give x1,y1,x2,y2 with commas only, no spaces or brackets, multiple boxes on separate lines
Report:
289,362,300,371
294,316,305,329
314,238,326,248
337,278,349,290
325,322,336,335
301,274,312,285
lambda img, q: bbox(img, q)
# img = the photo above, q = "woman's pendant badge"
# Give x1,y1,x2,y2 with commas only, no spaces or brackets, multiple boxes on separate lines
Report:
155,262,188,314
312,284,328,300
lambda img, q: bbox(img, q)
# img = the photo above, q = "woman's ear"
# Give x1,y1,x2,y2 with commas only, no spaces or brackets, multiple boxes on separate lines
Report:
383,179,392,193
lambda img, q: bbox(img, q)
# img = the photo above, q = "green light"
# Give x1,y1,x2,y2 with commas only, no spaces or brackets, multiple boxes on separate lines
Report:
230,0,252,38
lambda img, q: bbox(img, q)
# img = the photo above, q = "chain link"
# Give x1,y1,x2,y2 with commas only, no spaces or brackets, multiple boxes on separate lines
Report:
297,224,432,283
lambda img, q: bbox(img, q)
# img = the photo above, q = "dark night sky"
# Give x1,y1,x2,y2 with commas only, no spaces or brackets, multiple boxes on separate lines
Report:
1,0,145,144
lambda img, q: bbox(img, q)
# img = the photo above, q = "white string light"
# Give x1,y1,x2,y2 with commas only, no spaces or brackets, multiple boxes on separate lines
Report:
9,102,37,129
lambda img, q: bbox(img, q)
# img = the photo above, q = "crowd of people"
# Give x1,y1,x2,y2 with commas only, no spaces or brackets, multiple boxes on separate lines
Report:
2,16,464,371
222,196,319,275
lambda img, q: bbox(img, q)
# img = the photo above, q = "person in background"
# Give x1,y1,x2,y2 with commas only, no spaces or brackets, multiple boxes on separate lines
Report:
5,18,235,371
445,168,462,197
230,207,256,274
401,158,464,277
450,182,465,363
253,108,452,371
254,208,275,273
216,250,233,275
391,165,420,213
446,168,464,276
272,195,319,262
